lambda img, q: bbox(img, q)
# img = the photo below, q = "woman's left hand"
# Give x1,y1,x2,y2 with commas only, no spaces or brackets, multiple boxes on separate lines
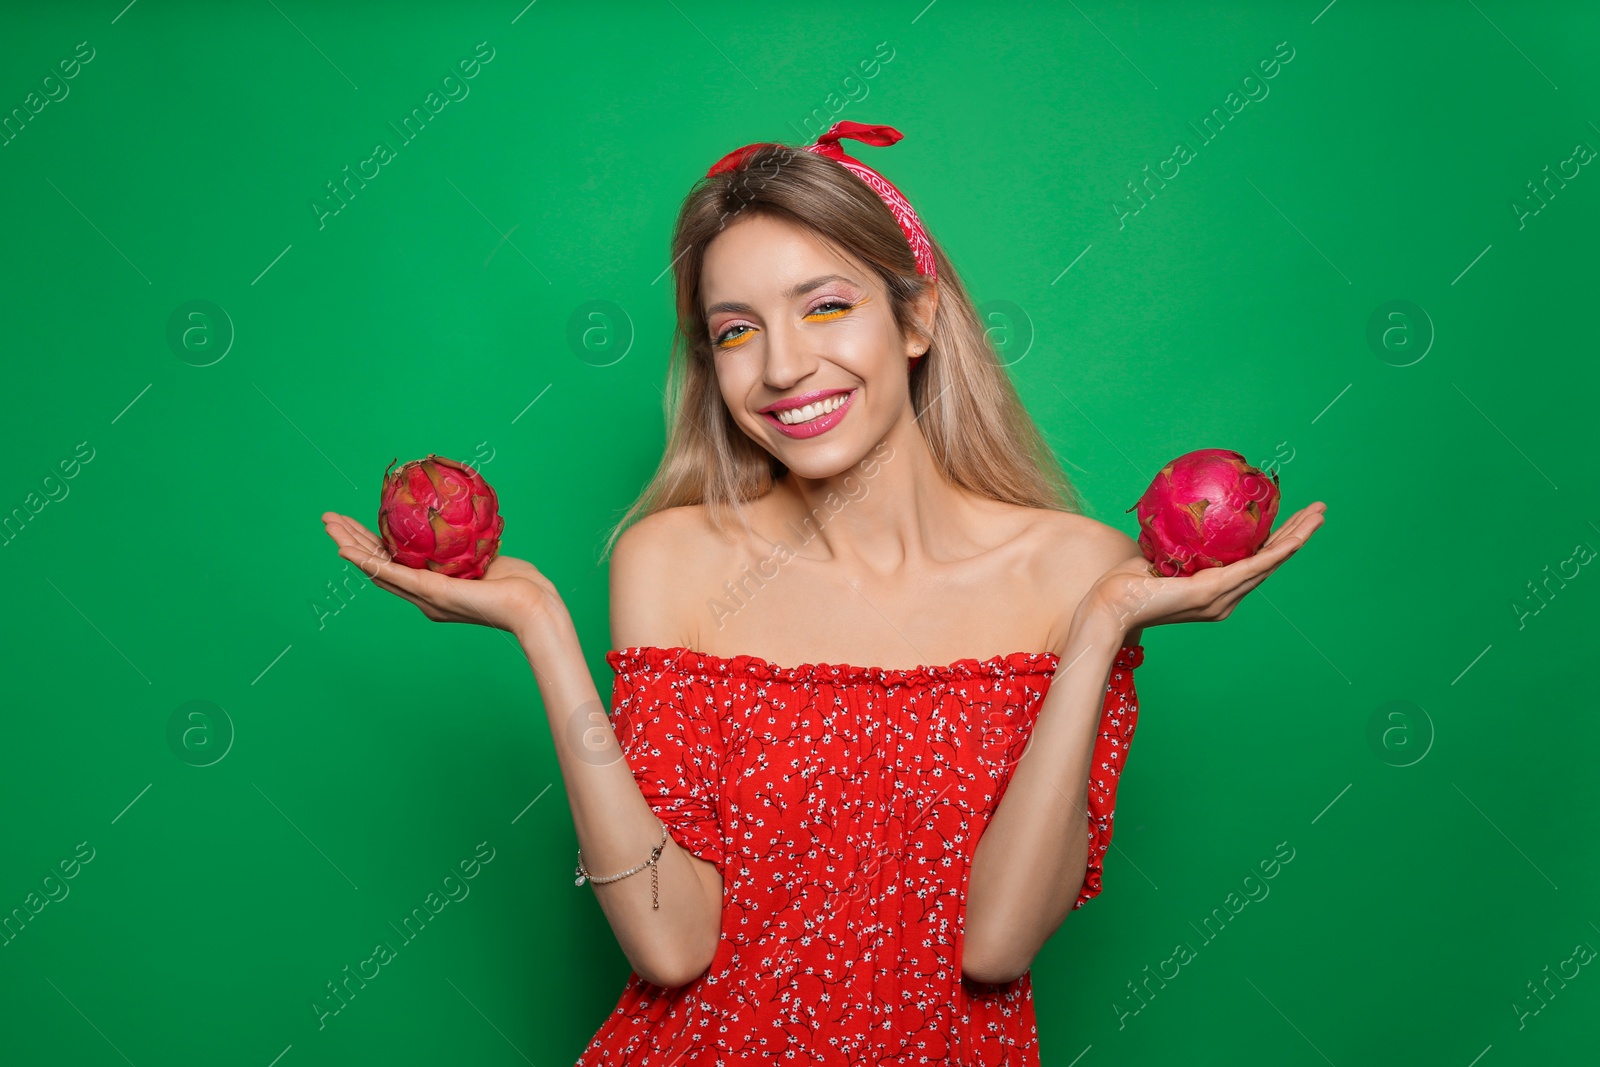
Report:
1088,501,1327,633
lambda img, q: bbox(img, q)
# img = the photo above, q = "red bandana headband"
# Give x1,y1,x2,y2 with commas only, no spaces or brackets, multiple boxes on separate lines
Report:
705,120,938,283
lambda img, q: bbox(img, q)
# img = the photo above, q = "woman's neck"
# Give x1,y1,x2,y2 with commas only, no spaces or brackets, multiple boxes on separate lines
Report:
766,431,997,577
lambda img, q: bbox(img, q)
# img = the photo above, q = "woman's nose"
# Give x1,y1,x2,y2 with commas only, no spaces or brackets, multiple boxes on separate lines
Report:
761,320,817,387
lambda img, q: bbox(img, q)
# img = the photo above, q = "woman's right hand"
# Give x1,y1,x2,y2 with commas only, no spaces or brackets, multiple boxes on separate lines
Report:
320,511,563,638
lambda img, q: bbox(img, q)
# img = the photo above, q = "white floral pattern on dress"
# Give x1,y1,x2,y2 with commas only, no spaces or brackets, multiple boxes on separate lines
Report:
576,643,1145,1066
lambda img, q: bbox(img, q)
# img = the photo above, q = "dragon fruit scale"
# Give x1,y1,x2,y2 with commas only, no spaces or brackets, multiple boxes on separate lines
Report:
378,455,505,580
1126,448,1280,578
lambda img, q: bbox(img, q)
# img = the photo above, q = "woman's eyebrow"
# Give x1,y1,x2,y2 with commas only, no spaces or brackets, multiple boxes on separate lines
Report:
704,274,859,318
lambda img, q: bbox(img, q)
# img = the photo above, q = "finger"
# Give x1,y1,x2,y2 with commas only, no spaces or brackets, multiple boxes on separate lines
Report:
369,573,433,614
1261,505,1325,553
337,541,434,597
321,513,368,553
335,512,387,550
1261,506,1314,550
332,534,389,579
324,513,386,557
1214,513,1323,605
322,512,385,557
1212,530,1301,590
1277,509,1324,552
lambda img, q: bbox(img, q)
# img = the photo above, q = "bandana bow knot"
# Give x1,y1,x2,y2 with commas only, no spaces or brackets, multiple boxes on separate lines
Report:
705,120,938,284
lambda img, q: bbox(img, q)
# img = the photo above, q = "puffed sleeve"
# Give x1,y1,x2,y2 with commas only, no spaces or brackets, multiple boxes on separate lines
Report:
1072,642,1144,910
607,655,727,872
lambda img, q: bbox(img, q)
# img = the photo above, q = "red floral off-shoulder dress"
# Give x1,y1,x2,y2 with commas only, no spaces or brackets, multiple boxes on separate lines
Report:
575,642,1145,1066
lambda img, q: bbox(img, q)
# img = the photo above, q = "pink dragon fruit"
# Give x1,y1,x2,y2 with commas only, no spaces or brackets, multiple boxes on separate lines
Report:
1126,448,1280,577
378,455,504,580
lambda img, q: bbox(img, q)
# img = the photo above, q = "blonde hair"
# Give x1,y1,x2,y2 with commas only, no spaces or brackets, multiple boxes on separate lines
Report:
600,144,1083,562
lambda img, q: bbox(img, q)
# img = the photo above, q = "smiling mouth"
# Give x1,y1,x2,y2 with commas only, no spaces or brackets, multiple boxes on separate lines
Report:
768,391,853,426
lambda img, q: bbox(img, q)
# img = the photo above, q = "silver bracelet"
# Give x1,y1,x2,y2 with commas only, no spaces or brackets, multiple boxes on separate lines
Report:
574,820,670,909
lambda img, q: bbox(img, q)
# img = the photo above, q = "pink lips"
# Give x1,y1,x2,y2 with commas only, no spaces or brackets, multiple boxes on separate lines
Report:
761,389,856,439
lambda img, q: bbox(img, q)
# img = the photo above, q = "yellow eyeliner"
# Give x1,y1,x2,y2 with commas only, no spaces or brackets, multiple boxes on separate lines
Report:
809,295,868,322
714,295,865,349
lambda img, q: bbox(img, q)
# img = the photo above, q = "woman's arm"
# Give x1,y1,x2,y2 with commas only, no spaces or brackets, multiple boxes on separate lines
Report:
962,502,1324,983
518,604,724,989
962,592,1130,985
323,507,725,988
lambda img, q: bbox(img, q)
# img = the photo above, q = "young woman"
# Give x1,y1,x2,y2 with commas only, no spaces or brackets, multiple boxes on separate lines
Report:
321,121,1324,1065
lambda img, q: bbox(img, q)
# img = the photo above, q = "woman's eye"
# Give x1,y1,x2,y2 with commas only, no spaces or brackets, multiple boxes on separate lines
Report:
713,299,856,348
806,299,855,321
713,324,753,349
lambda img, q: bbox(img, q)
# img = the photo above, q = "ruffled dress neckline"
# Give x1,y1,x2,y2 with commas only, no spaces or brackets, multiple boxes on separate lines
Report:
606,643,1144,687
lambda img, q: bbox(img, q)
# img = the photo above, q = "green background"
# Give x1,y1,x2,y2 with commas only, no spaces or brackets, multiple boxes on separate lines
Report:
2,1,1596,1063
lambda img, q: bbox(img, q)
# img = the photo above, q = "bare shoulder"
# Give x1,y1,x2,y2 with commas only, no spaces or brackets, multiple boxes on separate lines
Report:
1029,510,1146,650
608,504,722,651
1042,510,1143,570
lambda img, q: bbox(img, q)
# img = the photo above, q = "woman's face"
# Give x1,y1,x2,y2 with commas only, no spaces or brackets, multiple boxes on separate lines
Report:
700,213,928,477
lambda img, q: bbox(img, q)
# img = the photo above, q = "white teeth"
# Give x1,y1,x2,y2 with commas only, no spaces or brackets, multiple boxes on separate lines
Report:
775,392,849,425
